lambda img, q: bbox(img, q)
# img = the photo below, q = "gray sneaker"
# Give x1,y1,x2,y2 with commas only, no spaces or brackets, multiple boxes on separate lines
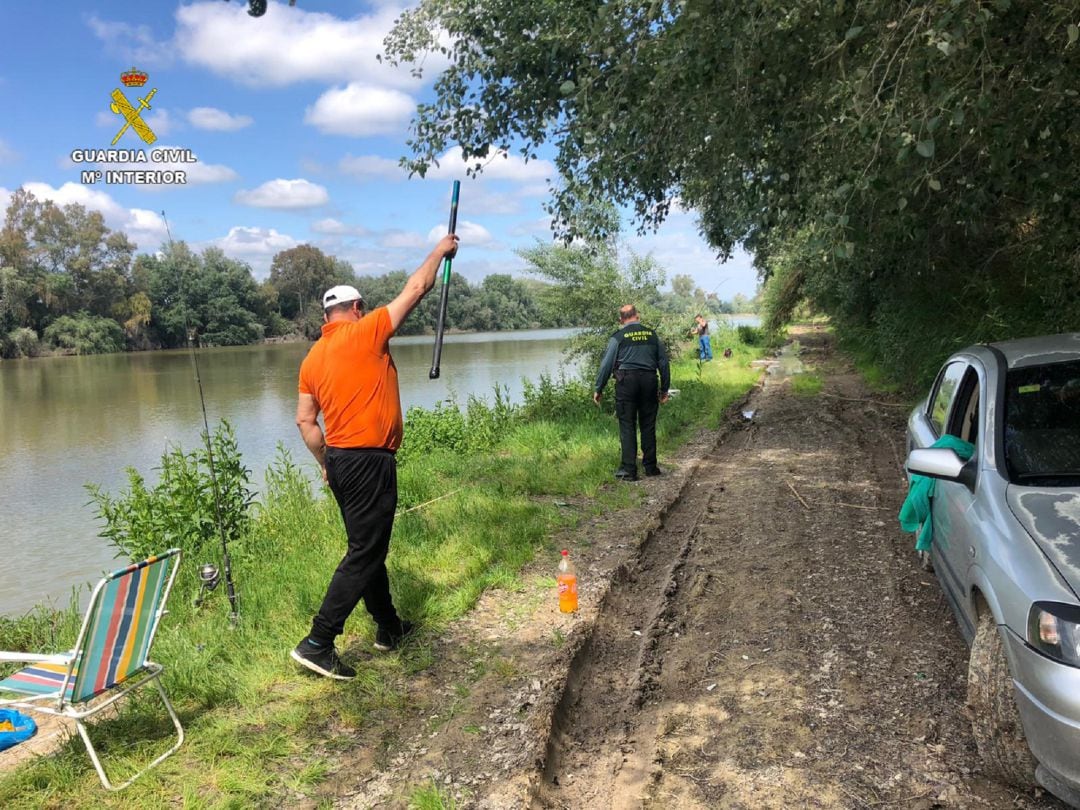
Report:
290,639,356,680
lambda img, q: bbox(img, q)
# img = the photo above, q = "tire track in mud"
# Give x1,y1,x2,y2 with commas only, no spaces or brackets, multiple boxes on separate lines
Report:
537,452,719,808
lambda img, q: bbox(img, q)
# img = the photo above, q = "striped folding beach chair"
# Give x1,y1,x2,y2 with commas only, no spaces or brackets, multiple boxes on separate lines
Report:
0,549,183,790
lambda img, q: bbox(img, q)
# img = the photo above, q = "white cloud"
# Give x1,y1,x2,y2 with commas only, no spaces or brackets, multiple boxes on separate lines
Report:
212,226,299,277
339,154,405,181
378,230,427,250
425,147,554,183
143,108,174,138
312,218,368,236
234,178,329,209
87,16,172,67
0,138,16,165
460,187,525,216
304,84,415,137
18,182,167,247
507,216,555,239
427,219,494,247
517,183,550,198
188,107,253,131
174,1,435,89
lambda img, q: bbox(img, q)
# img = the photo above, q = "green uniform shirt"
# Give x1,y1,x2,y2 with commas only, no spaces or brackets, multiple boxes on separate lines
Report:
594,321,671,393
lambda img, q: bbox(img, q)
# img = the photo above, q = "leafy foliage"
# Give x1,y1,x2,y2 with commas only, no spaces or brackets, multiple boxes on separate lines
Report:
267,245,350,322
86,421,255,577
398,387,517,462
43,312,125,355
4,327,39,358
522,240,665,365
517,240,683,366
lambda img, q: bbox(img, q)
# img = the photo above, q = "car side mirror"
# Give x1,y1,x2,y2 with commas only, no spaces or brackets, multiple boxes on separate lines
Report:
906,447,977,492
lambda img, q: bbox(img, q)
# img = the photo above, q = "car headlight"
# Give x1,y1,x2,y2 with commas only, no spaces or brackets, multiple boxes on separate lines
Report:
1028,602,1080,666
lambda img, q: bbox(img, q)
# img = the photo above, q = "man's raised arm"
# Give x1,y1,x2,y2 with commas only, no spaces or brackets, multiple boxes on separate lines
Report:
385,234,460,331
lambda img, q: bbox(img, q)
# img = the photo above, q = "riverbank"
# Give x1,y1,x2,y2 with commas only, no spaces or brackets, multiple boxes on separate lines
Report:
0,338,763,807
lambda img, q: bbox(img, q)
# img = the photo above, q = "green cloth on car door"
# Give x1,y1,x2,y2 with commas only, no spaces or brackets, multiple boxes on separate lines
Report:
899,434,976,552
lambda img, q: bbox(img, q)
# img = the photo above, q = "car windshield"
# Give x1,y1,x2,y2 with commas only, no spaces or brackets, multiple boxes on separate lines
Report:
1005,360,1080,485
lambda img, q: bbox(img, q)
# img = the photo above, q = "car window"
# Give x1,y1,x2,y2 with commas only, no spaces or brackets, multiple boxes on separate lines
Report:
947,368,980,446
929,362,967,436
1005,360,1080,484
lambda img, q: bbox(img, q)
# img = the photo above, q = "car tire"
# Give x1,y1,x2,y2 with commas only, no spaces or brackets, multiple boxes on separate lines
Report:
967,609,1037,787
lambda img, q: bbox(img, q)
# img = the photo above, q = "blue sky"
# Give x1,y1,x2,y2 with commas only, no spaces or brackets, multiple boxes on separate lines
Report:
0,0,759,298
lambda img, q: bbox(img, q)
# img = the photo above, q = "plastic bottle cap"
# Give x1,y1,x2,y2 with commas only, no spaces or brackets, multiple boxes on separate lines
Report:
561,549,568,556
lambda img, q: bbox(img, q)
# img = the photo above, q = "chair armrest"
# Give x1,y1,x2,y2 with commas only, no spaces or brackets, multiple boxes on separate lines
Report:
0,651,73,664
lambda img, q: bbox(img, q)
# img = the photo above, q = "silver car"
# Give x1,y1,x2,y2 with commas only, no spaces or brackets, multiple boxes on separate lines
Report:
906,334,1080,808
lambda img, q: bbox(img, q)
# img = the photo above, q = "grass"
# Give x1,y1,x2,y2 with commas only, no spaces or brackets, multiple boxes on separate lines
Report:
0,339,763,808
790,372,824,397
408,780,459,809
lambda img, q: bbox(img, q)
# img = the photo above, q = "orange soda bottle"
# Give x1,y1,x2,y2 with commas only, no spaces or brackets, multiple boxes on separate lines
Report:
557,549,578,613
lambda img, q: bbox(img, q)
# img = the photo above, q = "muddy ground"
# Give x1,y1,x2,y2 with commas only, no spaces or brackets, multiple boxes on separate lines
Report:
328,327,1064,810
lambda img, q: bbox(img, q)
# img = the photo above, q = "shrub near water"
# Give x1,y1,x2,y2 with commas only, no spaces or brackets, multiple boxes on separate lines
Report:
0,339,762,807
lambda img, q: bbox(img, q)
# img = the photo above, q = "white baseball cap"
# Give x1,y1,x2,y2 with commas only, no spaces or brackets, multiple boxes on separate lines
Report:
322,285,364,310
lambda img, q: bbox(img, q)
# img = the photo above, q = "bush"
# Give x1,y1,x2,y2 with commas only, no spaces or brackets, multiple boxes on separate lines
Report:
399,386,520,463
521,372,593,421
86,421,255,600
5,327,40,358
43,313,124,355
736,325,765,347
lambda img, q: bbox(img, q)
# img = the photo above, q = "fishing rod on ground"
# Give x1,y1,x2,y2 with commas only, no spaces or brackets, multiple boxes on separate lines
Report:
160,210,239,626
429,180,461,379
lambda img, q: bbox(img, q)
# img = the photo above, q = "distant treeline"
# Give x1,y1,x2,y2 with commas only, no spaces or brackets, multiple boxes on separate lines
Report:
0,188,756,358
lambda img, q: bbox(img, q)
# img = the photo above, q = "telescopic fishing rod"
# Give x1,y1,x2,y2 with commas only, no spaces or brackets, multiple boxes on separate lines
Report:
429,180,461,379
161,210,239,626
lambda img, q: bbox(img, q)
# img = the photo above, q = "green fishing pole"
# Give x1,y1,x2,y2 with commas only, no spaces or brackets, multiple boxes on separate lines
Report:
429,180,461,379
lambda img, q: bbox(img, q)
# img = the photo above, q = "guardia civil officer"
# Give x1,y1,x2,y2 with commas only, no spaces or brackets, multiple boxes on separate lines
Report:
592,305,671,481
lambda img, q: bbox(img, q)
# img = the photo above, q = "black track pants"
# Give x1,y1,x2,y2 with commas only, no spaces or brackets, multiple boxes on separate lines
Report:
309,447,400,645
615,370,659,473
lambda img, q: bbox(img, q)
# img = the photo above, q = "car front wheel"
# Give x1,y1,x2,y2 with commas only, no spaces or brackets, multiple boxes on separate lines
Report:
967,609,1037,787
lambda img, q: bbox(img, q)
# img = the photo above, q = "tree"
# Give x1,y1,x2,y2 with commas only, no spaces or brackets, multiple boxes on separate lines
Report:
518,240,679,366
0,189,137,339
43,313,125,355
144,242,264,348
671,275,695,299
268,245,342,320
198,249,264,346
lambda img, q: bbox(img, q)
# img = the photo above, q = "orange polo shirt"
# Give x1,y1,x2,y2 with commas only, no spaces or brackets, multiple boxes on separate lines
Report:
298,306,402,451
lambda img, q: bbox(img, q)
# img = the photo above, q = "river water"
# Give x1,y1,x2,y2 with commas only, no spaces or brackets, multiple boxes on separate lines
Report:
0,329,580,616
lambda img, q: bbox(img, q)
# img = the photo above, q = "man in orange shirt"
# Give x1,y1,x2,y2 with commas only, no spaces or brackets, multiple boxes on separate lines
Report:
291,233,460,680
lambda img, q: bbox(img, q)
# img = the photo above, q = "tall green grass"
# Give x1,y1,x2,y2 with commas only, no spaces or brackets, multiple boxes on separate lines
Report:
0,340,762,808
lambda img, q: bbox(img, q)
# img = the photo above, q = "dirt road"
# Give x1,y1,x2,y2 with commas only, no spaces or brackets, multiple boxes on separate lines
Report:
335,328,1063,809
